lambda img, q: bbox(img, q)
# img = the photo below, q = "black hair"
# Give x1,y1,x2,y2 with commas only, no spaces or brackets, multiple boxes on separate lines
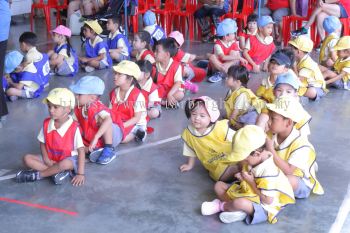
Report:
83,24,97,35
123,74,142,90
243,13,258,33
155,38,178,57
19,32,38,46
280,48,295,68
227,65,249,87
136,60,153,73
184,99,205,119
107,15,121,25
136,30,152,51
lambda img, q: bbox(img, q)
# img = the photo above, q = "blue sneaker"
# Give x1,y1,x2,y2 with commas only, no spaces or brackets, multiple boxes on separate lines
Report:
96,147,117,165
89,148,103,163
208,72,224,83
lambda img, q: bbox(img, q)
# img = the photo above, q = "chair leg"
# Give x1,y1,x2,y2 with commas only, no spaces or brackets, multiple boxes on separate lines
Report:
30,7,35,32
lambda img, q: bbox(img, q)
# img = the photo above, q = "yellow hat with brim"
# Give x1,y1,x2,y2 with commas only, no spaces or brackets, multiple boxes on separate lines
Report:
333,36,350,50
84,20,103,34
113,60,142,81
266,96,304,123
43,88,75,109
230,125,266,162
288,35,313,53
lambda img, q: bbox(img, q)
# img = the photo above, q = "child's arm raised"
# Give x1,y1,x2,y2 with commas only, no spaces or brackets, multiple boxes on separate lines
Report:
71,147,85,186
180,157,196,172
242,171,274,204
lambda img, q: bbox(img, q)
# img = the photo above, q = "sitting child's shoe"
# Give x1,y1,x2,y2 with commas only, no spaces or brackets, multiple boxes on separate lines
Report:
184,80,199,94
135,129,147,143
52,170,70,185
85,66,95,73
201,199,222,215
291,27,308,37
16,170,39,183
96,147,117,165
219,211,247,223
89,148,104,163
208,72,224,83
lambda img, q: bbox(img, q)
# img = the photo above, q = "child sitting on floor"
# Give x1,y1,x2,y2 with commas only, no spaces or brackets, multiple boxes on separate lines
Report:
180,96,239,182
106,16,131,62
16,88,85,186
70,76,123,165
47,25,79,77
243,16,276,73
201,125,295,224
143,10,166,47
133,30,156,64
79,20,112,72
208,18,247,83
238,13,258,50
224,65,263,130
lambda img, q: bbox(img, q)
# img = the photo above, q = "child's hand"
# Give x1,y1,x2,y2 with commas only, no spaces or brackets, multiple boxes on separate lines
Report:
234,172,243,181
265,138,275,154
242,171,254,184
79,57,88,63
167,94,177,106
71,174,85,186
240,57,248,65
252,64,260,73
262,62,268,72
44,158,55,167
179,163,194,172
88,137,99,152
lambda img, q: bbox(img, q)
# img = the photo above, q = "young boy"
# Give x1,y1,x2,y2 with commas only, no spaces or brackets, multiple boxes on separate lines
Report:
79,20,112,73
321,36,350,90
143,10,166,46
289,35,327,100
208,18,247,83
243,16,276,73
201,125,295,224
4,51,44,101
19,32,50,86
70,76,123,164
16,88,85,186
266,96,324,198
106,16,131,62
152,38,184,108
319,16,342,68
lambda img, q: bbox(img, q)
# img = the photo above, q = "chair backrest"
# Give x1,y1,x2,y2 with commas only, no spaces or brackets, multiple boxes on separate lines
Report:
242,0,254,14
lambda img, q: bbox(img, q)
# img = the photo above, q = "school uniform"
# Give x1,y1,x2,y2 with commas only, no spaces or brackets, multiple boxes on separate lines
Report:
226,155,295,224
26,47,51,86
136,49,156,64
332,57,350,89
173,49,206,83
244,34,276,70
319,32,339,65
85,36,112,69
107,30,132,61
272,127,324,198
224,87,264,127
109,85,147,138
54,43,79,76
256,76,275,104
213,39,240,64
181,119,236,181
140,77,161,120
297,54,328,100
144,24,166,46
238,29,257,41
37,116,84,172
151,58,183,99
74,100,123,148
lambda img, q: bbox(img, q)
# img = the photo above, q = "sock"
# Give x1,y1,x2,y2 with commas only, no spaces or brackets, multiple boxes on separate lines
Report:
36,171,41,180
219,201,226,212
104,144,112,148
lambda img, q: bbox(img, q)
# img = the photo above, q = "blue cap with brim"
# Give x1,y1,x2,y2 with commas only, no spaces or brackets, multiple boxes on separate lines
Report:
274,71,300,90
70,76,105,95
143,10,156,26
323,16,342,34
216,19,238,37
257,16,275,27
4,51,24,74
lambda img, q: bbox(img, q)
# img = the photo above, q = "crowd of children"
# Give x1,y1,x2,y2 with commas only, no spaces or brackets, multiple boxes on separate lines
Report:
5,9,350,226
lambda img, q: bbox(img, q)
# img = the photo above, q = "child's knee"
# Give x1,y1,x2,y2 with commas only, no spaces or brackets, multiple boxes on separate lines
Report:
58,159,74,171
23,154,34,165
175,90,185,101
214,181,229,195
148,108,160,119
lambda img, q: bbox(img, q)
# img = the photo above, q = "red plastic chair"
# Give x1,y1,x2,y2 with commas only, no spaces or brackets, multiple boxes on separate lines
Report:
170,0,198,40
55,0,68,26
150,0,175,34
130,0,149,34
30,0,60,32
222,0,255,31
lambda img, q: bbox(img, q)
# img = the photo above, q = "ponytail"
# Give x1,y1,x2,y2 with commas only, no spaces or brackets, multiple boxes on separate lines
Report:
66,36,72,57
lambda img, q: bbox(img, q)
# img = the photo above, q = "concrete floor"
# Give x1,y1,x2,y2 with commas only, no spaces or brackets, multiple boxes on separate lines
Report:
0,16,350,233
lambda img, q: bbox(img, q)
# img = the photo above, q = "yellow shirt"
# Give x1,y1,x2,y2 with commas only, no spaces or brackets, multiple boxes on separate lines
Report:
319,32,339,63
56,43,75,70
25,47,43,63
334,57,350,83
256,75,275,103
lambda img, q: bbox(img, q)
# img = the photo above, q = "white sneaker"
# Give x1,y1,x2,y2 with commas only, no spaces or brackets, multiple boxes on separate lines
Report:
219,211,247,223
85,66,95,73
201,199,221,215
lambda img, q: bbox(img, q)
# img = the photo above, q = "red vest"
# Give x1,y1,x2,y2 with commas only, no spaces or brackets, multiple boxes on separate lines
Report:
151,60,181,98
43,117,78,162
141,80,160,122
214,40,240,63
74,100,110,148
140,49,155,63
110,86,142,137
246,35,276,70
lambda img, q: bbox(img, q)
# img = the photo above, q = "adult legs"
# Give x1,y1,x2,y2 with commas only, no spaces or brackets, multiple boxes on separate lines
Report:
0,40,8,118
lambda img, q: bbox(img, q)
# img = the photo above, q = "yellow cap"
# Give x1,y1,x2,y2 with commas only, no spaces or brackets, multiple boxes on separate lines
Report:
43,88,75,109
266,96,304,122
113,60,141,80
230,125,266,162
333,36,350,50
288,35,313,52
84,20,103,34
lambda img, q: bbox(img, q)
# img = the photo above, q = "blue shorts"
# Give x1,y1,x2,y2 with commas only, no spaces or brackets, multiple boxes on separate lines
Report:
245,203,268,225
339,3,348,18
311,87,326,101
294,177,312,199
40,155,78,173
331,79,350,90
238,110,258,125
56,60,73,76
112,123,123,147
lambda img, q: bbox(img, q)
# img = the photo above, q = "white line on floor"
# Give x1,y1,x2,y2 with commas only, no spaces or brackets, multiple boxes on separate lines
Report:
329,183,350,233
0,169,10,176
0,135,181,182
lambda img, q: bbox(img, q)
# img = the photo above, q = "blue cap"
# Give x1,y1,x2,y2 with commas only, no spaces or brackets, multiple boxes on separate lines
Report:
274,71,300,90
216,19,238,37
143,10,156,26
4,51,24,74
257,16,275,27
323,16,341,34
70,76,105,95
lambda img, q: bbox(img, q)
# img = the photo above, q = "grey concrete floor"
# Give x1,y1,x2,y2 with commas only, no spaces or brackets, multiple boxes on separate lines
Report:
0,16,349,233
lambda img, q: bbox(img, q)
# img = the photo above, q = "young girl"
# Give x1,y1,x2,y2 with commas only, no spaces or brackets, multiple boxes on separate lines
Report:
16,88,85,186
79,20,112,73
180,96,239,182
136,60,161,120
224,65,263,130
238,13,258,50
133,30,156,65
109,60,148,143
48,25,79,77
